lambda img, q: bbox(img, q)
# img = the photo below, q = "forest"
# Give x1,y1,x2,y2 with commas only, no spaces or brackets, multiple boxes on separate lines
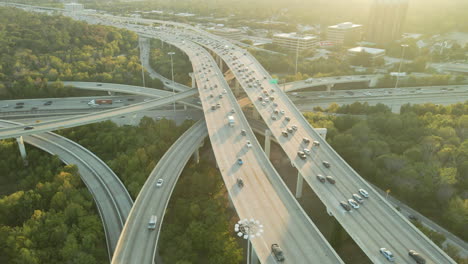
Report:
159,160,243,263
304,102,468,249
149,39,193,86
0,141,107,264
0,7,162,100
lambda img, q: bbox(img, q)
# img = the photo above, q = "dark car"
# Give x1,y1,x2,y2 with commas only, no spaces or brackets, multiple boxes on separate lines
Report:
16,102,24,105
408,215,418,221
323,161,331,168
271,244,285,262
43,101,52,106
97,84,103,86
316,174,325,183
326,176,336,184
340,201,351,211
237,178,244,187
128,98,135,101
408,250,426,264
24,126,34,130
303,137,310,144
241,129,246,136
14,105,24,109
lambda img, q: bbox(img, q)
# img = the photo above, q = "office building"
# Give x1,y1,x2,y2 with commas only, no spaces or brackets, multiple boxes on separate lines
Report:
366,0,409,45
210,28,243,41
327,22,362,46
273,33,318,51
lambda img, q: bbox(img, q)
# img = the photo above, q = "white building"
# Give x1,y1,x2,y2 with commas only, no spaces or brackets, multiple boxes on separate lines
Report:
64,3,83,12
327,22,362,46
210,28,243,41
273,33,318,51
348,46,386,61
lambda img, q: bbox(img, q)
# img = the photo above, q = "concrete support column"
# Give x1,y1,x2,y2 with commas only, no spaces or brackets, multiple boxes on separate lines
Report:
252,108,260,120
296,171,304,199
189,72,196,88
233,80,241,96
184,104,187,111
369,76,379,87
251,247,259,264
107,91,115,96
327,207,333,217
264,129,271,159
16,136,27,160
326,84,334,92
193,148,200,164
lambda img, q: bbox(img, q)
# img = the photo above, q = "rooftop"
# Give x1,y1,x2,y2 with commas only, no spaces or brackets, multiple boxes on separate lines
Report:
274,33,317,41
328,22,362,30
348,46,385,55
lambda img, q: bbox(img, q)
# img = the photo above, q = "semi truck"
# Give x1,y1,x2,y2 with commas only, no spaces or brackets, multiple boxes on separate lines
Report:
88,99,113,106
228,115,235,127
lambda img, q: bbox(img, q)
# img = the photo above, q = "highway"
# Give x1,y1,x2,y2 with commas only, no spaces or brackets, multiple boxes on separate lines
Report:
0,89,197,140
283,75,378,92
0,120,133,261
112,120,207,264
168,27,456,263
4,6,459,263
158,32,344,263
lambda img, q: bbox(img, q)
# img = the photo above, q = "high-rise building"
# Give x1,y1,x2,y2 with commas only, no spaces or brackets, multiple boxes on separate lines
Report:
327,22,363,46
366,0,409,46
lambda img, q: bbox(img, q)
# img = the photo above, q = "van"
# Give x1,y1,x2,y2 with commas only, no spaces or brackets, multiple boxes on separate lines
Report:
148,215,157,230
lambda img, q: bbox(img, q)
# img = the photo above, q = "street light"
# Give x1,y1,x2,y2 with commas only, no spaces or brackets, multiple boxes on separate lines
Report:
168,51,176,113
395,44,409,89
235,218,264,264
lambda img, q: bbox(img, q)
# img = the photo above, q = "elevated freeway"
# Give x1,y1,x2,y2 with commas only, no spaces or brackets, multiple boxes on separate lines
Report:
162,26,456,263
0,89,197,140
0,120,132,261
112,120,207,263
156,32,344,263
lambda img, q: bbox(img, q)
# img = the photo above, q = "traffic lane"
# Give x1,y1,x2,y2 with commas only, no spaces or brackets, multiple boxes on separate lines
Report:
0,90,198,140
190,49,340,262
229,49,452,262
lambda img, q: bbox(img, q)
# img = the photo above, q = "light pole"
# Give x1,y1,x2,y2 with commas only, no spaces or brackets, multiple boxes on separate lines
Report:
295,36,300,75
168,51,176,113
235,218,264,264
395,44,409,89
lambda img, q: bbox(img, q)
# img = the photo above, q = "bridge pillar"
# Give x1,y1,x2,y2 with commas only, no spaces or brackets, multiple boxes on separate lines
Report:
251,247,259,264
296,171,304,199
193,148,200,164
233,80,241,96
189,72,196,88
107,91,115,96
369,76,379,87
326,84,334,92
16,136,28,161
264,129,271,159
184,104,187,111
327,207,333,217
252,108,260,120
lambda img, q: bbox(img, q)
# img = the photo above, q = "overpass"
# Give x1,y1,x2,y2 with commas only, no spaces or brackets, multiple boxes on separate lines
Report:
3,5,458,263
0,89,197,140
127,30,344,264
155,26,455,263
0,120,133,261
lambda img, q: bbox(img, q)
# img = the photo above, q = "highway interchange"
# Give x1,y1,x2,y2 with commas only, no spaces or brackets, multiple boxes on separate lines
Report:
0,3,463,264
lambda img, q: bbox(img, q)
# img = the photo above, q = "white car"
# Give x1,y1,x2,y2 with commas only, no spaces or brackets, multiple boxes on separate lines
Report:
246,141,252,148
348,199,360,209
303,148,311,155
359,189,369,198
280,110,285,115
156,178,164,187
379,248,395,262
352,194,364,204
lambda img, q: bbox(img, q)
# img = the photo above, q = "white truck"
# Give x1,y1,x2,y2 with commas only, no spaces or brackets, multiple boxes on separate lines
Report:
228,115,235,127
